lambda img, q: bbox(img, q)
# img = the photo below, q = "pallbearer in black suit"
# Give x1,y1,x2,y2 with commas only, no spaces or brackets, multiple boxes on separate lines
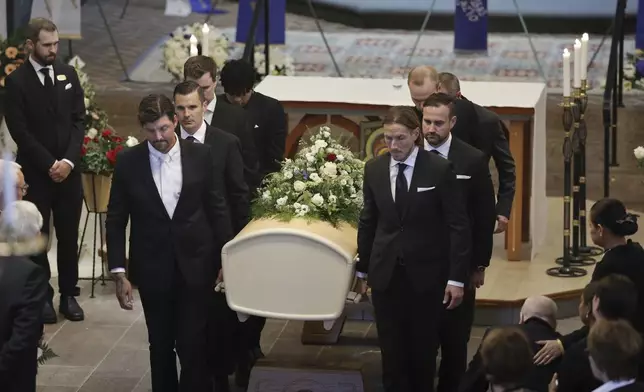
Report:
106,95,233,392
437,72,516,232
219,59,287,184
357,106,471,392
183,56,260,190
173,81,249,392
421,93,497,392
5,18,85,323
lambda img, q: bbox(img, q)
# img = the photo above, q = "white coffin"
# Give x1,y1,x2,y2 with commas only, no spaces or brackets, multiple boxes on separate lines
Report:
221,218,358,321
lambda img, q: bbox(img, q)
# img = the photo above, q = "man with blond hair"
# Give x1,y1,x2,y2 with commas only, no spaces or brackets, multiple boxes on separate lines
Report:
407,66,440,111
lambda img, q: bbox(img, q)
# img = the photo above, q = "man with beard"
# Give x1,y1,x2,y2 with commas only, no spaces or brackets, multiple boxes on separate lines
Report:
183,56,260,191
5,17,86,324
406,67,515,234
106,94,233,392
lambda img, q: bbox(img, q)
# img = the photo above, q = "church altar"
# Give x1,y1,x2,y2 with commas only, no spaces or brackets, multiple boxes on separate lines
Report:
255,75,548,262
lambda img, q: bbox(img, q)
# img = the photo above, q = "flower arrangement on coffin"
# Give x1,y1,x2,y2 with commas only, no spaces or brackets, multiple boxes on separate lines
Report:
69,57,109,133
162,23,231,80
0,33,27,89
253,126,364,227
80,129,139,213
251,45,296,81
623,49,644,91
635,145,644,168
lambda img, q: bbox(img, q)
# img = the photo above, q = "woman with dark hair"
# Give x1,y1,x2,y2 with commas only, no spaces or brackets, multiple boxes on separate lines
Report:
534,198,644,364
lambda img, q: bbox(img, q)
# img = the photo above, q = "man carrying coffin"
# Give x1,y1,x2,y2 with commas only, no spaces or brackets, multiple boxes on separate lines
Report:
357,105,471,392
106,94,233,392
422,93,497,392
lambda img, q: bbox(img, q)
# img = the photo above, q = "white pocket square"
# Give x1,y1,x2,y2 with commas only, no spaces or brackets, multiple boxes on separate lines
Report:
254,124,259,128
64,83,72,90
417,186,436,192
456,175,471,180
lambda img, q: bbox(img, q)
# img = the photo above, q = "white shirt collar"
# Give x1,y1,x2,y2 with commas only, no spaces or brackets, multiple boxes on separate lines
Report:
180,121,207,143
29,56,52,74
148,138,181,162
206,96,217,113
424,133,452,158
390,145,419,169
592,379,637,392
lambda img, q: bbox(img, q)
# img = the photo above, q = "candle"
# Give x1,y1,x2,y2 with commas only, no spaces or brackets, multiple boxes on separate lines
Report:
201,24,210,57
573,39,581,88
189,35,198,57
580,33,589,81
562,48,571,97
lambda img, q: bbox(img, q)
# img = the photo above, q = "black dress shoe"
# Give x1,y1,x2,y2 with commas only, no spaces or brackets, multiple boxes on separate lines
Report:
59,296,85,321
42,302,57,324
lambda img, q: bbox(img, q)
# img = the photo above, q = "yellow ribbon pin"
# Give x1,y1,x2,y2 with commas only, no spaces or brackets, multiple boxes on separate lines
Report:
56,74,67,81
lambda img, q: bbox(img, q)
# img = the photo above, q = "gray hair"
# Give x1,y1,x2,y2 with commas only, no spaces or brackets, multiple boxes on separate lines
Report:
0,200,43,241
0,159,22,195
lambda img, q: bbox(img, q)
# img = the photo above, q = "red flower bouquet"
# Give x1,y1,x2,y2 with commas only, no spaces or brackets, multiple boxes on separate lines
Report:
80,129,138,175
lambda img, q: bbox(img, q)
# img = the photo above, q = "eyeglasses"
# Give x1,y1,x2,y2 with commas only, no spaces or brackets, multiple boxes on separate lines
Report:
17,184,28,196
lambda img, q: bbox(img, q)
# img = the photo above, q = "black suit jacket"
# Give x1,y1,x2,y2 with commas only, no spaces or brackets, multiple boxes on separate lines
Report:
0,256,48,392
460,317,561,392
445,138,497,269
220,92,287,181
177,125,251,234
357,148,471,293
454,98,517,219
5,59,85,181
105,141,233,291
209,99,260,191
556,337,601,392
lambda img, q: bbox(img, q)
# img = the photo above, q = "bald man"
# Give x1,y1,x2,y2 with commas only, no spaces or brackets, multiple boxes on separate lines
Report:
459,296,560,392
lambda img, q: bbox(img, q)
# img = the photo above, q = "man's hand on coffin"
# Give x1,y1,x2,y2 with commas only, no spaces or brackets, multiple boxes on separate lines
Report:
444,284,464,310
113,273,134,310
214,269,226,293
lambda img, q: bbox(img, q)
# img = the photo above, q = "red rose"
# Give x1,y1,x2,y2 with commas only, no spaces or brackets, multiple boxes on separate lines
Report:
81,146,87,157
112,136,123,143
326,153,337,162
101,129,112,138
93,137,99,142
115,145,124,153
83,136,90,144
106,149,117,166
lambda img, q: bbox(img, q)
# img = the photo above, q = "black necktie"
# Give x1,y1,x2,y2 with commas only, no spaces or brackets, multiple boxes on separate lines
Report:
395,162,408,218
185,136,197,143
40,68,53,89
430,149,441,156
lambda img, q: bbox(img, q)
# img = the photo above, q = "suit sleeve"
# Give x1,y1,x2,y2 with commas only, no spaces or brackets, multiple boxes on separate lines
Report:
560,325,589,350
204,149,234,269
106,152,131,271
236,115,260,192
4,75,57,173
263,101,287,177
439,162,471,284
470,157,497,269
0,265,48,373
357,164,378,275
63,68,86,167
490,120,516,219
225,137,251,234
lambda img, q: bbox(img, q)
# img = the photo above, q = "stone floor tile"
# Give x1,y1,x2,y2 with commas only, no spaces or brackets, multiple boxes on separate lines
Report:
37,387,79,392
37,365,95,388
130,369,151,392
78,376,141,392
91,348,150,380
46,323,130,367
116,318,150,351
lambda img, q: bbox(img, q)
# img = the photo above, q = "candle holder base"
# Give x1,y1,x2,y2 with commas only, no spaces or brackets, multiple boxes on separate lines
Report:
546,266,587,278
579,246,604,257
555,254,596,267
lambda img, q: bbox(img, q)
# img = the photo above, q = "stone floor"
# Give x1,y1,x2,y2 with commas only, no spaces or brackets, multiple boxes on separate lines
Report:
37,278,583,392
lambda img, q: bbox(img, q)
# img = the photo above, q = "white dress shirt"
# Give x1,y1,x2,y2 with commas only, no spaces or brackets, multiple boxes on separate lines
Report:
592,379,636,392
424,134,453,159
110,141,183,274
180,121,207,143
29,56,75,170
358,145,463,288
203,97,217,125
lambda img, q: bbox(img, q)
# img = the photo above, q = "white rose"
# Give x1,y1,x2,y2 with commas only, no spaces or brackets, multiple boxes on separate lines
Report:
276,196,288,207
340,179,347,186
321,162,338,178
296,204,310,216
336,154,345,162
314,140,328,149
283,170,293,179
309,173,322,183
306,154,315,163
340,170,348,176
125,136,139,147
323,130,331,138
262,191,271,200
311,193,324,206
86,128,98,138
329,195,337,204
293,180,306,192
293,202,301,209
634,146,644,160
84,97,90,108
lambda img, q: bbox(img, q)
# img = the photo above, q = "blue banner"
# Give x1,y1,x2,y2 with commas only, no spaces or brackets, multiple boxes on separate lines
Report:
454,0,488,53
236,0,286,45
636,0,644,50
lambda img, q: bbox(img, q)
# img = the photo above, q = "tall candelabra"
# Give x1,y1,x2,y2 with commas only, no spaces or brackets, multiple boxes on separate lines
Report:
548,95,587,278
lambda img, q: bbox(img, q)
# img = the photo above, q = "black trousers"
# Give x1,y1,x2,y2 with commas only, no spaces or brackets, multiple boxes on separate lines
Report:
437,286,476,392
25,171,82,300
139,275,211,392
372,264,443,392
238,316,265,352
208,291,238,377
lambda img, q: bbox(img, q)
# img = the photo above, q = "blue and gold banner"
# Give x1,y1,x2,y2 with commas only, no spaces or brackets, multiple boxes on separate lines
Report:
236,0,285,45
454,0,488,53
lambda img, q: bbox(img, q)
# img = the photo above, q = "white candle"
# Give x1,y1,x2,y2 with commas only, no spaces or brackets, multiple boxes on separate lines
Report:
573,39,581,88
562,48,571,97
189,35,198,57
580,33,589,81
201,24,210,57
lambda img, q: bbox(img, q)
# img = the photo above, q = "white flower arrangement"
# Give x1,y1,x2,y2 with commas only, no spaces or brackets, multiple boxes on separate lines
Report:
252,45,295,79
252,126,365,227
634,145,644,168
162,23,232,81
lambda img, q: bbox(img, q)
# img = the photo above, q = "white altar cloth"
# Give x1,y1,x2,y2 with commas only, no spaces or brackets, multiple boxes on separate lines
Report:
255,76,548,260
